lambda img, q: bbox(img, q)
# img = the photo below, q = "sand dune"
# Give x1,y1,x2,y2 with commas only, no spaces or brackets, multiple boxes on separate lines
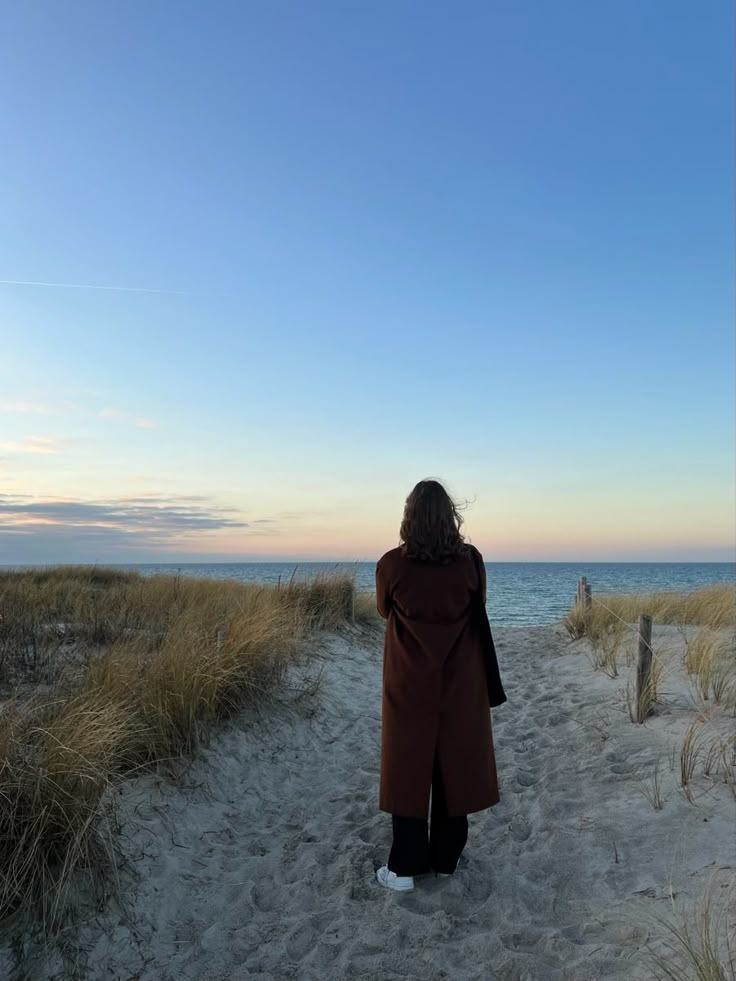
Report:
11,621,734,980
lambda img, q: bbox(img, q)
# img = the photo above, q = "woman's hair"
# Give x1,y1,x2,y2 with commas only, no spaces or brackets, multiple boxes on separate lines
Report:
399,479,469,562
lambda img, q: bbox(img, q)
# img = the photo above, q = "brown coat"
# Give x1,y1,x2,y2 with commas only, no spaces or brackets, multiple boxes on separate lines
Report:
376,544,501,818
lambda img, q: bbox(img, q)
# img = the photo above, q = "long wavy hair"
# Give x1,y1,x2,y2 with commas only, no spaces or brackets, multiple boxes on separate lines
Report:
399,479,469,563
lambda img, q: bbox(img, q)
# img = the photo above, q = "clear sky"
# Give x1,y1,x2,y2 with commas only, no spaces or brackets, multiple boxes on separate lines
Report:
1,1,733,563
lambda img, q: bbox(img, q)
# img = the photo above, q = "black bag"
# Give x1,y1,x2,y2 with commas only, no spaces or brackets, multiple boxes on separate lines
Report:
469,548,507,709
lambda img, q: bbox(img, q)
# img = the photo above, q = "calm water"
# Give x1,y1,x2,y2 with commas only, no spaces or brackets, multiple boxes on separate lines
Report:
116,562,735,627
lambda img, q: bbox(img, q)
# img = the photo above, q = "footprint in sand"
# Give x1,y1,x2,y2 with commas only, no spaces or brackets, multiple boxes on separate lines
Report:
609,762,633,776
513,741,535,756
533,692,556,705
284,921,316,960
501,926,546,952
515,769,540,788
251,880,276,913
509,817,532,841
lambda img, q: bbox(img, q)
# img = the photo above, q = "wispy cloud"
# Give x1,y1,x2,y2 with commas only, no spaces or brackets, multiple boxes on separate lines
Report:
0,279,187,295
0,400,56,415
117,495,212,504
0,495,250,562
1,398,152,428
0,495,246,534
0,436,64,454
99,407,158,430
0,397,97,422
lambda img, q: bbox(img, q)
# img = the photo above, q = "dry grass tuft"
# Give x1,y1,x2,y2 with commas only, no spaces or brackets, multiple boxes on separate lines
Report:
0,565,366,937
647,877,736,981
699,728,736,799
353,590,381,625
565,584,736,642
625,653,664,723
0,694,125,930
684,630,736,707
585,620,625,677
637,757,666,810
679,719,704,802
566,584,735,724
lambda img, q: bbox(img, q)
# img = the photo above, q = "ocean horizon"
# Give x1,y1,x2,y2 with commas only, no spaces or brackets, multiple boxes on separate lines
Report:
5,560,730,628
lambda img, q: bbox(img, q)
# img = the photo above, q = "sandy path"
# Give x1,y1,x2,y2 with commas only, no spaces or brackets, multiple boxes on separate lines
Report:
18,622,735,980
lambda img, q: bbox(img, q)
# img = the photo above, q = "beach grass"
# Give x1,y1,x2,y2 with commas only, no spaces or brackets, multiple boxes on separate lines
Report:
565,584,736,714
684,629,736,707
647,877,736,981
565,583,736,641
0,565,370,933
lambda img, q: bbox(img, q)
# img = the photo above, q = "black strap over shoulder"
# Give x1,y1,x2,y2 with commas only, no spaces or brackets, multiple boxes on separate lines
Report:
469,546,507,709
469,544,485,600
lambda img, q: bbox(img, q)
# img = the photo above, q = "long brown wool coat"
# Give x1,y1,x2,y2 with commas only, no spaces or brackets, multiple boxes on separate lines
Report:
376,545,501,819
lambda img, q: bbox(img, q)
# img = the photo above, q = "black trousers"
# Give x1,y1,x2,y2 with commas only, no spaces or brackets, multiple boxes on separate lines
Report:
387,753,469,877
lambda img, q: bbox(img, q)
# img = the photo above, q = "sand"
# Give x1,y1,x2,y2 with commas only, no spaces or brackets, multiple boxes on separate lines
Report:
6,621,735,980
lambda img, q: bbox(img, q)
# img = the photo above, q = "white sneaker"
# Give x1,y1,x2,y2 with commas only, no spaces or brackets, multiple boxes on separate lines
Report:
375,866,414,892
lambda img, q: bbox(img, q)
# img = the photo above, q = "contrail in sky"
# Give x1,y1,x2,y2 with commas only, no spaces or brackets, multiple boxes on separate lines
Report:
0,279,188,295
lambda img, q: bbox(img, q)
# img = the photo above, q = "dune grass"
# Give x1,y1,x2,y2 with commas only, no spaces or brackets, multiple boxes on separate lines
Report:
566,581,735,815
565,585,735,972
646,877,736,981
0,565,373,936
565,584,736,715
565,583,736,642
625,652,664,723
684,630,736,706
636,756,665,811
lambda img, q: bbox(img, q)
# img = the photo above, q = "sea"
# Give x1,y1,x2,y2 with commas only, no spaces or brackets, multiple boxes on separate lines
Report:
115,562,735,627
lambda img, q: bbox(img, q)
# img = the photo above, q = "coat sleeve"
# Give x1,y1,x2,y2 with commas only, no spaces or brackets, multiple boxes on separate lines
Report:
375,558,392,619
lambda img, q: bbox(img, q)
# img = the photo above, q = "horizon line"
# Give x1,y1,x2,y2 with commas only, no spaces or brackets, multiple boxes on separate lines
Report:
1,559,734,567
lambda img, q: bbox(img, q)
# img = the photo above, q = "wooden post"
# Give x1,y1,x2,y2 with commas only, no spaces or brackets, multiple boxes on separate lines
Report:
635,614,653,723
216,627,226,653
350,584,355,624
577,576,592,609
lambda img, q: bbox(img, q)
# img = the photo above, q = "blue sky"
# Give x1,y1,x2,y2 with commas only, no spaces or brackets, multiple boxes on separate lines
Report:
1,1,733,562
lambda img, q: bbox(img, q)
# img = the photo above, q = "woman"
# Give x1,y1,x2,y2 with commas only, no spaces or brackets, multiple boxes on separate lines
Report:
375,479,506,892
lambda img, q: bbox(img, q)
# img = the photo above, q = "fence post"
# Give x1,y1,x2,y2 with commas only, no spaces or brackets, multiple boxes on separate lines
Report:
576,576,592,609
216,627,226,653
635,614,653,723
